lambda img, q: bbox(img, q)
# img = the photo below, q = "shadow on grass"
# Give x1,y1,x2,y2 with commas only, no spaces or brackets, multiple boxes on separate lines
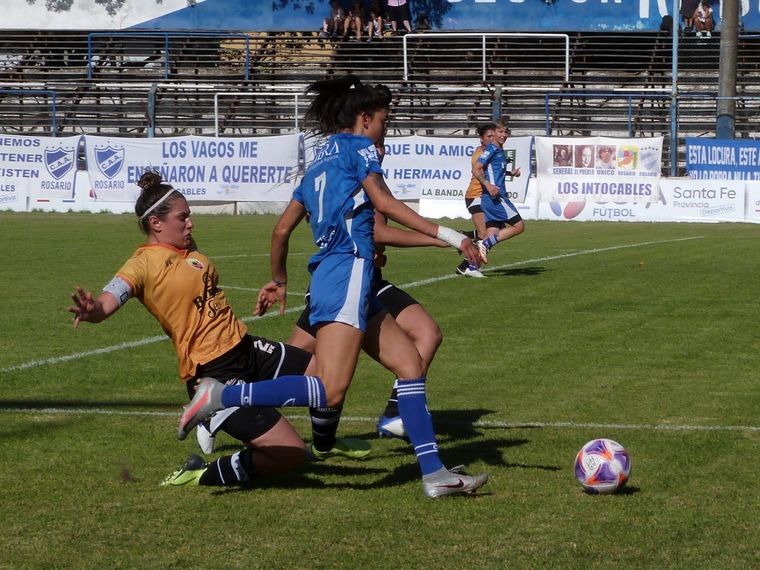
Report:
486,266,547,278
207,407,559,494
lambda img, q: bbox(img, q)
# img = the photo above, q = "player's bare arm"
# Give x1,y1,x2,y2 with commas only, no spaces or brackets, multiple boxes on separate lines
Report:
68,287,120,327
260,198,307,316
362,173,481,265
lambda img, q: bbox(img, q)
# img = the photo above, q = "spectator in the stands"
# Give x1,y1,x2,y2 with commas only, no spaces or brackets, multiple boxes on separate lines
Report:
367,0,385,42
343,1,366,41
693,0,714,37
320,0,344,38
681,0,700,33
415,12,432,31
387,0,413,34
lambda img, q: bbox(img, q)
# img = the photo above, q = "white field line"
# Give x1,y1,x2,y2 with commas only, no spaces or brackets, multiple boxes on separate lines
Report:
0,407,756,433
220,284,305,297
0,236,703,375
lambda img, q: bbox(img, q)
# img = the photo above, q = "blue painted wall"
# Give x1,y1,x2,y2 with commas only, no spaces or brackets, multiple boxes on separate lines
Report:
132,0,755,32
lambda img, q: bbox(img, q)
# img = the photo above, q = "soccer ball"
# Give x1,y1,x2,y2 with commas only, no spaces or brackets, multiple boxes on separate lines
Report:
574,438,631,494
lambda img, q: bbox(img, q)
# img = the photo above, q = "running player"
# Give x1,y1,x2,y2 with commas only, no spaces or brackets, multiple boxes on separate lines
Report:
456,122,497,278
473,122,525,261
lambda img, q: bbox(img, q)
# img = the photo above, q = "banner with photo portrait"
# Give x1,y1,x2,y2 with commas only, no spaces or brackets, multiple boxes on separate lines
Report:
0,134,80,210
535,136,663,203
83,134,303,203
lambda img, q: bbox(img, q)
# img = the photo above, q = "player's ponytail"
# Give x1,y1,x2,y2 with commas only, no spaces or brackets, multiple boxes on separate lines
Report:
305,74,392,135
135,170,181,233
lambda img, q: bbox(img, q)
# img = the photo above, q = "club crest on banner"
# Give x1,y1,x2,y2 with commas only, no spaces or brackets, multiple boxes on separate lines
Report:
45,147,75,180
95,145,125,179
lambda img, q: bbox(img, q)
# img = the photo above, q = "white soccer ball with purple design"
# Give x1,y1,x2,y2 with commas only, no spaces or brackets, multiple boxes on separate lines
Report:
574,438,631,494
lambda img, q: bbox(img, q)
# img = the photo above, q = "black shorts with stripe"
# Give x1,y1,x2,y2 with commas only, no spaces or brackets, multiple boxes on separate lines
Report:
186,334,312,441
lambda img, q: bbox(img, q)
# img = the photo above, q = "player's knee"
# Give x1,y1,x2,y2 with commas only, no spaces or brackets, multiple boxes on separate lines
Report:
431,325,443,351
323,383,349,408
258,442,308,473
278,444,308,472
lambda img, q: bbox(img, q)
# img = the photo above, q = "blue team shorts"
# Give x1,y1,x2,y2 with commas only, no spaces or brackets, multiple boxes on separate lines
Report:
482,193,521,225
308,253,381,332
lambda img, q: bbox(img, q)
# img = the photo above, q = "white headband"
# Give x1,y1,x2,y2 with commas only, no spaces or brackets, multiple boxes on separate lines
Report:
139,188,176,221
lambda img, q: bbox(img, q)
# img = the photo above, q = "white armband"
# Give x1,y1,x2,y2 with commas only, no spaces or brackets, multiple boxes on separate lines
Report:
102,276,132,307
436,225,468,250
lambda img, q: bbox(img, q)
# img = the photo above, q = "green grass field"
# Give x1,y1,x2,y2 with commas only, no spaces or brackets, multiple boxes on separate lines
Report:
1,212,759,568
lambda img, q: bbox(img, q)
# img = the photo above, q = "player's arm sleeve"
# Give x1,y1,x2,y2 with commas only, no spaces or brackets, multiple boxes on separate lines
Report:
355,142,384,182
110,254,145,306
102,275,133,308
292,180,305,204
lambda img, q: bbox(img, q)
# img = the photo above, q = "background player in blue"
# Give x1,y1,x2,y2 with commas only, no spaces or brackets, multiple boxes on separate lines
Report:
473,122,525,261
179,75,488,498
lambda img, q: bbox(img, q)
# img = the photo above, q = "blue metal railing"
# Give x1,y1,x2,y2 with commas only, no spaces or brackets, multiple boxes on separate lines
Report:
86,31,251,80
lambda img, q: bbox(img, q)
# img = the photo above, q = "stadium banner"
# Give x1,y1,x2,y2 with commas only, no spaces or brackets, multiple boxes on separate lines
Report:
83,134,303,202
537,178,745,223
382,135,533,203
0,134,80,211
685,138,760,181
535,136,662,203
419,176,539,221
745,182,760,224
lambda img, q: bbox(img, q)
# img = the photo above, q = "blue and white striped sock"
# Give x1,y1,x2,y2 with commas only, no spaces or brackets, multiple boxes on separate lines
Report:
396,376,444,476
482,235,499,250
221,375,326,408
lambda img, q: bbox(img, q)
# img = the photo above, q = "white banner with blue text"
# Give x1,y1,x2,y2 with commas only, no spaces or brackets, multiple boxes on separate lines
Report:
382,135,533,203
83,134,303,202
0,134,80,210
536,136,663,203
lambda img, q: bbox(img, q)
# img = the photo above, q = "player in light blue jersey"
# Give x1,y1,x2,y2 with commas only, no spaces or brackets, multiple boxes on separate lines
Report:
286,138,450,452
180,75,488,498
473,123,525,263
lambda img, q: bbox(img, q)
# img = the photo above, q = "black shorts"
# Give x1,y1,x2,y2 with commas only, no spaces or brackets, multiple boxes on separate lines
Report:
186,334,312,441
296,277,419,335
387,3,411,23
465,197,483,215
374,279,419,318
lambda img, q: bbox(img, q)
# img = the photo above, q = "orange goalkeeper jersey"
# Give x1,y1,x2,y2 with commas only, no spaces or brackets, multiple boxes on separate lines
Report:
464,146,485,199
115,243,247,381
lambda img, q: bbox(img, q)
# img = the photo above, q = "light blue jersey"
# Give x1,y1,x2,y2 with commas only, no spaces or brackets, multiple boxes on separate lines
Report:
293,132,384,330
477,142,519,223
294,133,383,267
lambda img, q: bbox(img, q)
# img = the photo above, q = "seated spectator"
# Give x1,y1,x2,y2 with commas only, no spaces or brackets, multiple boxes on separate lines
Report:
693,0,714,37
367,0,385,42
343,1,365,41
320,0,344,38
416,12,432,31
387,0,413,34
